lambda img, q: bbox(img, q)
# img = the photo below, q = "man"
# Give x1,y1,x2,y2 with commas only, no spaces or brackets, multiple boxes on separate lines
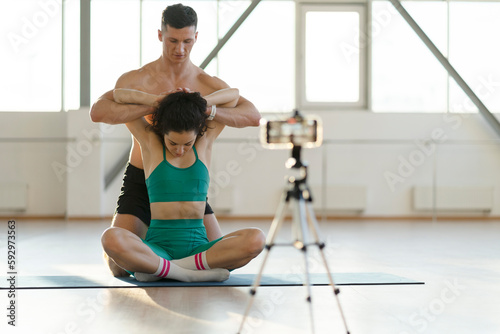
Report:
90,3,261,277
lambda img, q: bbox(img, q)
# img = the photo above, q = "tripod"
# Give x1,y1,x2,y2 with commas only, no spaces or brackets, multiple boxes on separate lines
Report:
237,146,350,334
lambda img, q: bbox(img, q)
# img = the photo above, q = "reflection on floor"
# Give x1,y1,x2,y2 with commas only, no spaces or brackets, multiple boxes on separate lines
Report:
1,218,499,334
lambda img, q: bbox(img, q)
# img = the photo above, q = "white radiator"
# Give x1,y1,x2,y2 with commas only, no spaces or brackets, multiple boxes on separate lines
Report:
0,183,28,211
413,186,494,212
311,185,367,212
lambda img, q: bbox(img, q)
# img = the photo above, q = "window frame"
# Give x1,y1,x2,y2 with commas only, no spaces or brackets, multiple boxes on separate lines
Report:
296,2,368,111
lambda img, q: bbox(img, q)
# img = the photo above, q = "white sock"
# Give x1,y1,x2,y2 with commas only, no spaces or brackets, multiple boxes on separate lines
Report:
172,251,210,270
134,257,229,283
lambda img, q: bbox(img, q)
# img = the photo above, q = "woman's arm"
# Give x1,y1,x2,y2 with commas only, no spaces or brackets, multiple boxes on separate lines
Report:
109,87,158,145
210,96,260,128
201,75,260,128
90,90,154,124
112,87,240,116
203,215,223,241
125,117,151,147
203,88,239,108
90,70,158,124
201,89,240,142
113,88,161,107
114,87,240,144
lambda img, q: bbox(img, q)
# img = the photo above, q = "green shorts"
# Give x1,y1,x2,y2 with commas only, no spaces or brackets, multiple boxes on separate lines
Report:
143,219,222,261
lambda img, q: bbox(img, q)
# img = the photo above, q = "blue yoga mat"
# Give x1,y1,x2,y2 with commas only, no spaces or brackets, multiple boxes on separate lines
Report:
0,272,423,290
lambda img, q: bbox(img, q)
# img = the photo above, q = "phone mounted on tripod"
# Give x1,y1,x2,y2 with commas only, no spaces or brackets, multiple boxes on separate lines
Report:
238,110,350,334
260,109,323,150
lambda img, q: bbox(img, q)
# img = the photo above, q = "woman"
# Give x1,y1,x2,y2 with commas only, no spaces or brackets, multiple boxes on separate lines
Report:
103,88,265,282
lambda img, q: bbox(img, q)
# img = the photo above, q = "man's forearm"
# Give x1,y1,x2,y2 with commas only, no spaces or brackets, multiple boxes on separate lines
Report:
213,98,261,128
90,97,153,125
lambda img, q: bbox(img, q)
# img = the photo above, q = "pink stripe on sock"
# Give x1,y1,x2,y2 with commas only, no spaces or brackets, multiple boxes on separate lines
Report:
164,260,171,276
199,253,206,270
195,253,202,270
159,258,170,277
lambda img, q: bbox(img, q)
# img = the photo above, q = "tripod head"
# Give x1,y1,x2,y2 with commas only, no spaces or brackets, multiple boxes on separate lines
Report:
288,145,305,168
285,145,308,179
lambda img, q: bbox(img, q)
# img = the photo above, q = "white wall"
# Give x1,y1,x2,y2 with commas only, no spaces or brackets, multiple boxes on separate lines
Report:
1,109,499,218
209,111,500,217
0,112,67,216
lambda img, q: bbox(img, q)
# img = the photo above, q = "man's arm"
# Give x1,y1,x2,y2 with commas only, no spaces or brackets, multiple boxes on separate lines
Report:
90,90,154,125
110,87,240,129
209,96,260,128
90,69,158,125
200,75,260,128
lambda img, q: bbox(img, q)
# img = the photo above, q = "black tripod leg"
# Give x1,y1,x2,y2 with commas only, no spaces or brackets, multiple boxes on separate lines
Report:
237,191,289,334
305,202,351,334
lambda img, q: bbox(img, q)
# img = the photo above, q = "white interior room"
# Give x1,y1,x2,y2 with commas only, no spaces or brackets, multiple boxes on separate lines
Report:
1,1,499,334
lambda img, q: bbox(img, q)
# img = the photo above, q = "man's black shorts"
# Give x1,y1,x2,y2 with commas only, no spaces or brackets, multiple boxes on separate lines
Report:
115,163,214,227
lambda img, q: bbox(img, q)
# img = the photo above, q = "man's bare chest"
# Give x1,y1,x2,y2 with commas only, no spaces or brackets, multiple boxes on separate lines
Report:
139,74,213,96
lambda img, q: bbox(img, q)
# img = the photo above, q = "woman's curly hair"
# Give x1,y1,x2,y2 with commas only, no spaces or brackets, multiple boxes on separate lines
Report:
150,91,208,139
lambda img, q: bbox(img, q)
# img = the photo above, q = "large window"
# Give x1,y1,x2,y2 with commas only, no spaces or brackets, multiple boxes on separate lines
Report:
2,0,499,114
372,0,500,113
217,1,295,112
448,1,500,113
1,0,62,111
89,0,295,112
298,3,367,110
0,0,79,112
371,1,448,112
90,0,141,103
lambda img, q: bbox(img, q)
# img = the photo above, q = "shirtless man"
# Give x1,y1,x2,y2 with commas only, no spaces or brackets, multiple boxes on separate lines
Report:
90,3,262,277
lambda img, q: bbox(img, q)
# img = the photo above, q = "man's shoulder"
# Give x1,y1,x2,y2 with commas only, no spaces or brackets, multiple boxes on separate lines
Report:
196,70,230,91
115,61,158,89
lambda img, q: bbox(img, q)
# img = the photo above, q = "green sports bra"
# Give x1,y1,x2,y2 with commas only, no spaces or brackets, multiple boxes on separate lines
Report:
145,145,209,203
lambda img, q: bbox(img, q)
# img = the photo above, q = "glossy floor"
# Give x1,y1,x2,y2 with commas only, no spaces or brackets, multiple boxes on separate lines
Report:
1,218,499,334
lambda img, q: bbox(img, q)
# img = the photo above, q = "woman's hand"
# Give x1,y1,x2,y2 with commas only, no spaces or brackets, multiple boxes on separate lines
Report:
155,87,192,106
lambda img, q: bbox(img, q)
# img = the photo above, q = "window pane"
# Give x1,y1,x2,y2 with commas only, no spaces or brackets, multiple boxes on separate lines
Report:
449,2,500,113
305,11,360,103
218,1,295,112
63,0,80,111
91,0,140,103
141,1,171,66
371,1,447,112
141,1,294,113
0,0,62,111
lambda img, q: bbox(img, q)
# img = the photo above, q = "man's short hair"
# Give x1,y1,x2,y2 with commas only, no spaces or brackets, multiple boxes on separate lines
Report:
162,3,198,30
